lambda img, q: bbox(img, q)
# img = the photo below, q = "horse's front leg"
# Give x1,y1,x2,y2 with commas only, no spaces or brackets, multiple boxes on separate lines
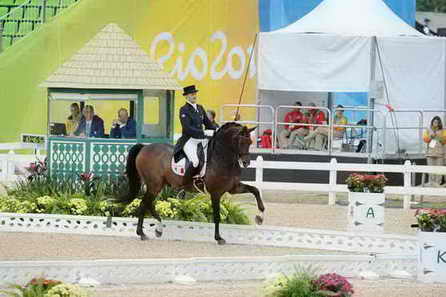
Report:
230,182,265,225
210,192,225,245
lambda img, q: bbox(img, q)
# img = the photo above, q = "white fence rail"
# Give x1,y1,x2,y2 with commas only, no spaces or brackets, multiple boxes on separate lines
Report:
0,153,42,182
246,156,446,209
0,141,46,181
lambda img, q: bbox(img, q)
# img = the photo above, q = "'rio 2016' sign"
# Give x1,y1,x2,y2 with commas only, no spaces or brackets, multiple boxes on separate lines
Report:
150,31,256,81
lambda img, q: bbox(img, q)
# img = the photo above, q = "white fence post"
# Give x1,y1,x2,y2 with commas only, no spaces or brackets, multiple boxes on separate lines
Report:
0,159,6,180
7,150,16,181
403,160,411,210
255,156,264,187
328,158,337,206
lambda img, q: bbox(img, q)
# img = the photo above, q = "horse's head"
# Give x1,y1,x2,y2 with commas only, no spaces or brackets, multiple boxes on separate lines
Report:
237,126,256,168
213,122,256,168
221,124,255,168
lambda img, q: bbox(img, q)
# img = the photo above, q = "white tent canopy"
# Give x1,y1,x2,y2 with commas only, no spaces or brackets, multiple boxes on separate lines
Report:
275,0,422,37
257,0,446,155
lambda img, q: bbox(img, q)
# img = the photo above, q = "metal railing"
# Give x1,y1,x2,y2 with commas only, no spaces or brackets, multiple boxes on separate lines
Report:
220,104,275,150
275,105,331,152
219,104,446,157
331,107,384,162
382,109,424,155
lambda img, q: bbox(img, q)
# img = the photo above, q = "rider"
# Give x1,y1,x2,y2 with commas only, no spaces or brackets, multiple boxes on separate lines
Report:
174,85,216,179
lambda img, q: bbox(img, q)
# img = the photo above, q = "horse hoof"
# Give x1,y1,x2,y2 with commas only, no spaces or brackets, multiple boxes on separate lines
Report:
217,238,226,245
155,229,163,238
140,234,148,241
255,215,264,225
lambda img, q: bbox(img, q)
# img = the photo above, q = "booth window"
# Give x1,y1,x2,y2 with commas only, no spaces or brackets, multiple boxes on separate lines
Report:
142,91,168,139
48,92,138,139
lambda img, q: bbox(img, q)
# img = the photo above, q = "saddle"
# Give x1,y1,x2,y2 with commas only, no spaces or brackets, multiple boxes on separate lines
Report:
171,142,207,178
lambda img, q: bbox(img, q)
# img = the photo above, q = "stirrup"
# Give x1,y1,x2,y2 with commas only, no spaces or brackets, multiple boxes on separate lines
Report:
193,178,208,194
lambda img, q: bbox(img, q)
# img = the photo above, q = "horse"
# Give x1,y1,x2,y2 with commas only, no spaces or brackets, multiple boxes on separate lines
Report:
117,122,265,245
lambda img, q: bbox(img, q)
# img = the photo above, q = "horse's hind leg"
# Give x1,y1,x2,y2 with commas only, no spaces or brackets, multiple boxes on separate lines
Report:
147,190,163,238
136,198,150,240
230,183,265,225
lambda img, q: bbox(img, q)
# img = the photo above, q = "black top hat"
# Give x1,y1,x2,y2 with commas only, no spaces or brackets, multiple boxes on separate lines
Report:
183,85,199,96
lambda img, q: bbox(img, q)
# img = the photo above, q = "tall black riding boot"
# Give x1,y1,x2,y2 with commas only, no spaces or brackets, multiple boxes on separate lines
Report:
183,163,198,184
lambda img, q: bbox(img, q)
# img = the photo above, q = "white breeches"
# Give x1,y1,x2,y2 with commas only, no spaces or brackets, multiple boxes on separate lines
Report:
183,138,208,168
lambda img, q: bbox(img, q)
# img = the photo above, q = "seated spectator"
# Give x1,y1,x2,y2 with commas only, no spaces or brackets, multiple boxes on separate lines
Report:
206,109,220,129
303,103,327,150
110,108,136,138
258,129,273,149
423,116,446,186
74,105,104,138
278,101,309,149
332,105,348,138
65,103,82,136
304,104,348,150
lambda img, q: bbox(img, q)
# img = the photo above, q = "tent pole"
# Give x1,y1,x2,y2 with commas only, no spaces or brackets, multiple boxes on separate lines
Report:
367,36,377,164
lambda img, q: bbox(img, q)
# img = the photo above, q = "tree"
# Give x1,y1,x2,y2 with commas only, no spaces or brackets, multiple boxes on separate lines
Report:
417,0,446,13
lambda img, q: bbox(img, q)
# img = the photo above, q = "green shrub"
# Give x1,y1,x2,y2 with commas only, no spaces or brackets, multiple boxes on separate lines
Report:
45,283,89,297
1,174,250,224
264,269,322,297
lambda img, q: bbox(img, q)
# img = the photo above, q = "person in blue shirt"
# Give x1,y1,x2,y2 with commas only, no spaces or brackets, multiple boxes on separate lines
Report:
74,105,104,138
110,108,136,138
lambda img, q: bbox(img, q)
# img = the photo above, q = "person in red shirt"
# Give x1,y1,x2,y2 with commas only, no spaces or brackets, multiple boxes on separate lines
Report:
278,102,309,149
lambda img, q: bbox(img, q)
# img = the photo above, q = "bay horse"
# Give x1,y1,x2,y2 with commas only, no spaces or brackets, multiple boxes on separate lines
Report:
118,122,265,245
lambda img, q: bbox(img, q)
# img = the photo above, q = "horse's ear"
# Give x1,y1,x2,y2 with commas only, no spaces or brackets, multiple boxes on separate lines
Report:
248,126,257,133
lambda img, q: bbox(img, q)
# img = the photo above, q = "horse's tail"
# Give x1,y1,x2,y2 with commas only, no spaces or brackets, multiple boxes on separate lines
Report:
117,143,144,205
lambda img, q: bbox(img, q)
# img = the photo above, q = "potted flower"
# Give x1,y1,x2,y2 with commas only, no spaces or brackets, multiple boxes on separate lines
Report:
264,270,354,297
0,276,89,297
414,208,446,283
345,173,388,233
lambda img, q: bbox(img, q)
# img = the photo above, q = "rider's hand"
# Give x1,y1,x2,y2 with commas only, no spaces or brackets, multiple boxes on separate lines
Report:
204,130,214,137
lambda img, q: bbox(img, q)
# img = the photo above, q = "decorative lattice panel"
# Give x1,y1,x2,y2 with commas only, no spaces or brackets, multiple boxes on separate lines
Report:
0,254,417,285
49,140,86,176
0,213,418,255
90,142,134,177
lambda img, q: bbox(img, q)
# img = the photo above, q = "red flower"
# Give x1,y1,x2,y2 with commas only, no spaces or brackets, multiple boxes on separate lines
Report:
79,172,94,182
314,273,354,296
26,277,61,287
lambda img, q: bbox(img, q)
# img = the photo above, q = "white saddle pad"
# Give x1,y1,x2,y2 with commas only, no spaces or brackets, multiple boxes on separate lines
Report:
171,158,207,178
171,145,208,178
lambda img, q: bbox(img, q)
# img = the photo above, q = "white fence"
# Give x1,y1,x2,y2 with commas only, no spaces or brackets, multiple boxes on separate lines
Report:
2,148,445,210
245,156,446,210
0,142,45,182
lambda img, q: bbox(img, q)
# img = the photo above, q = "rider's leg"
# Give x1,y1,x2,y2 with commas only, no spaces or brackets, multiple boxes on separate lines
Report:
183,138,199,179
184,138,199,167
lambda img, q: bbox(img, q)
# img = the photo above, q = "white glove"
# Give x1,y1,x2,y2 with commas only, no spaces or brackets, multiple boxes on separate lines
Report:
204,130,214,137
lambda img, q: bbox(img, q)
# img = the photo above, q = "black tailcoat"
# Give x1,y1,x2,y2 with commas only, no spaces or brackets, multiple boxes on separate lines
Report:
173,103,216,161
